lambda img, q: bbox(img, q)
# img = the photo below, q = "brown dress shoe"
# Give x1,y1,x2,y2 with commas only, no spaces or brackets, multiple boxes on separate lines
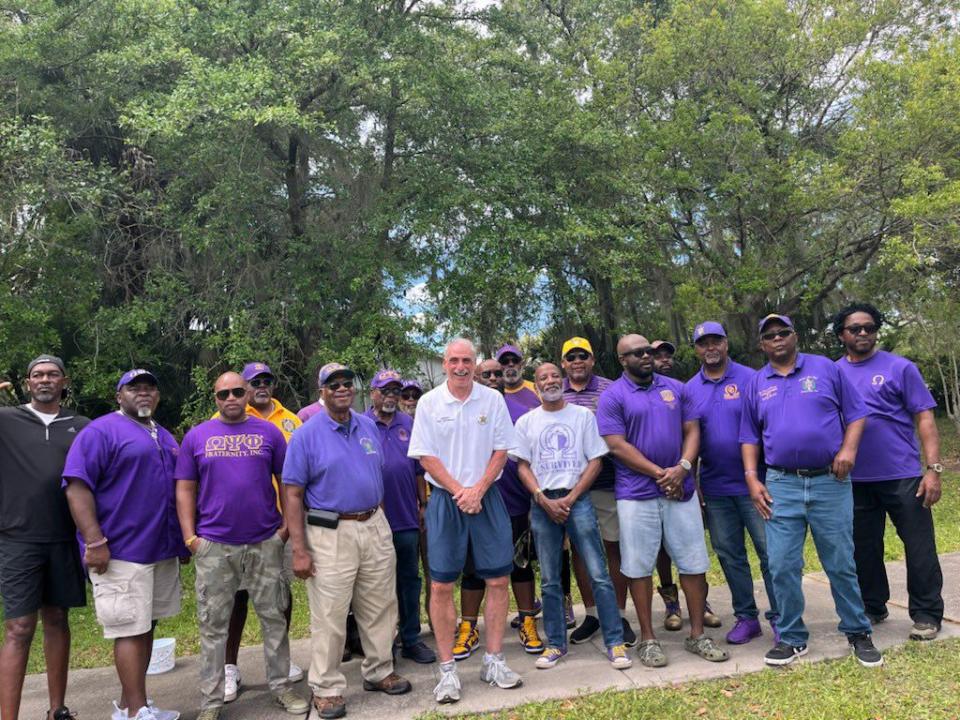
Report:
362,672,412,695
314,695,346,719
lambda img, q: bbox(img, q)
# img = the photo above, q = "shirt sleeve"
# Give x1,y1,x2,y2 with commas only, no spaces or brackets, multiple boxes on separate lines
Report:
738,376,762,445
281,429,309,487
173,430,199,481
270,424,287,475
491,393,518,451
61,425,107,490
901,361,937,415
581,410,610,460
509,414,533,463
596,386,625,436
407,400,436,459
835,365,869,425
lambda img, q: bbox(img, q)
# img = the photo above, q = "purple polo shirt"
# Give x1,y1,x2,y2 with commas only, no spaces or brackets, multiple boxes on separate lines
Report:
740,353,868,469
297,401,325,424
563,374,615,490
596,373,699,501
504,385,540,410
282,409,383,513
500,394,536,517
175,417,286,545
685,361,759,498
836,351,936,482
62,412,181,564
365,409,421,532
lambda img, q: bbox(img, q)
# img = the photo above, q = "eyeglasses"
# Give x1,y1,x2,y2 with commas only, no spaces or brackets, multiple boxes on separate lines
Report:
481,370,504,379
379,386,402,396
564,351,590,362
401,391,421,400
324,380,354,391
249,377,273,388
760,329,794,342
619,347,656,359
843,323,878,336
499,355,521,366
215,387,246,401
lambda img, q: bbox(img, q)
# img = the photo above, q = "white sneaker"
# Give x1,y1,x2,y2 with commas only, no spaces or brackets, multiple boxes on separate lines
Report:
133,708,155,720
433,663,461,704
146,701,179,720
112,702,128,720
288,662,304,683
224,664,241,703
479,653,522,689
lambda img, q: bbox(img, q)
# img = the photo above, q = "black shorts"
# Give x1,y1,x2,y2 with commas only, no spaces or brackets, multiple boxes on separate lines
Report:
0,540,87,620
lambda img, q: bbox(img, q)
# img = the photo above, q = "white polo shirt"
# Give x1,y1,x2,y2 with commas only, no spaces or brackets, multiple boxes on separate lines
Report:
407,380,517,488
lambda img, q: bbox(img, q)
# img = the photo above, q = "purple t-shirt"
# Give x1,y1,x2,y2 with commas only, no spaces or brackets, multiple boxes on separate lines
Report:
740,353,868,469
282,410,384,513
685,361,760,498
297,401,325,424
837,351,936,482
499,394,536,517
563,374,615,491
596,373,699,501
175,417,286,545
365,409,421,532
505,385,540,410
62,412,182,564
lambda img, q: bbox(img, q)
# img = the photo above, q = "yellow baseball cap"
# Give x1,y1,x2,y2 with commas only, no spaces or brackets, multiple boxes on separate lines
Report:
561,337,594,357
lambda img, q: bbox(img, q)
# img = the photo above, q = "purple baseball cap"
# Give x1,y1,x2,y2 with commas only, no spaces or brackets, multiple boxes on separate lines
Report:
116,368,158,391
758,314,794,333
241,362,273,381
371,369,403,389
495,344,523,362
401,379,422,393
318,362,355,385
693,321,727,343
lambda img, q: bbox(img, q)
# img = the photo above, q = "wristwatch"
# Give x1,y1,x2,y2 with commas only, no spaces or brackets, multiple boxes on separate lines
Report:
679,458,692,472
926,463,944,474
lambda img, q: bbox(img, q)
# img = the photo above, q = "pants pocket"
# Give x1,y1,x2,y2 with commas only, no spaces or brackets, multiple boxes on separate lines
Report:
92,579,137,627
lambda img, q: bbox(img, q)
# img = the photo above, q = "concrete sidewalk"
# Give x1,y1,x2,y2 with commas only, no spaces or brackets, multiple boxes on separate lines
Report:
20,554,959,720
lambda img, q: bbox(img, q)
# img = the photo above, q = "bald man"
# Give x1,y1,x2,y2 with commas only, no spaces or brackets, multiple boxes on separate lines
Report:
597,335,727,668
175,372,308,719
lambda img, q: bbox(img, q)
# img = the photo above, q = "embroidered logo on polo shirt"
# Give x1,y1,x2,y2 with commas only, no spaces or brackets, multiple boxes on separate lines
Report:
723,384,740,400
477,414,488,425
659,389,676,403
397,427,410,442
871,374,885,386
759,385,778,401
282,418,296,433
800,376,818,393
359,437,377,455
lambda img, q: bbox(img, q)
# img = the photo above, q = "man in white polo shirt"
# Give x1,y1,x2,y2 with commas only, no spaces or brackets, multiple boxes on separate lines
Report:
408,338,520,705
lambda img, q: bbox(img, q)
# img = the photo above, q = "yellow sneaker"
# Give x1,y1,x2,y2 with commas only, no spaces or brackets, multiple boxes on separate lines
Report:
452,620,479,660
519,615,544,654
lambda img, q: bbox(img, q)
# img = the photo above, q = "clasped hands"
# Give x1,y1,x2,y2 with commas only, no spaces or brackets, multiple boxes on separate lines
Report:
655,464,686,500
454,484,484,514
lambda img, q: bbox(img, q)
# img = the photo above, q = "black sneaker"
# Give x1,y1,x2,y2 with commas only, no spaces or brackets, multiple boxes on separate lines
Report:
848,633,883,667
51,708,76,720
569,614,600,644
865,609,889,625
401,640,437,664
764,641,808,666
621,617,637,648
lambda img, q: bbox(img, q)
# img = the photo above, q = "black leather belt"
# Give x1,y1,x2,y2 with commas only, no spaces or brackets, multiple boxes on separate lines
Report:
768,465,832,477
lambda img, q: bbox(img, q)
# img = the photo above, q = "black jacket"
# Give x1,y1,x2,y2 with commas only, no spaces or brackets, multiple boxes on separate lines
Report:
0,405,90,542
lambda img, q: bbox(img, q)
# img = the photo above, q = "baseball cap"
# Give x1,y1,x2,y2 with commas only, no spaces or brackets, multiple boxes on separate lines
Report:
241,362,274,381
651,340,676,355
27,354,66,376
495,344,523,362
693,321,727,343
116,369,159,391
318,363,355,386
758,314,794,333
401,379,423,394
371,369,403,389
561,337,594,358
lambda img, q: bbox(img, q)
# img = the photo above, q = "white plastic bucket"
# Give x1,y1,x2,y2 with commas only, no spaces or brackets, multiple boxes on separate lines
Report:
147,638,176,675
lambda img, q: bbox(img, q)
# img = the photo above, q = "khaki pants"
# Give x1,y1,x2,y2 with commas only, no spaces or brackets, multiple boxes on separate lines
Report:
305,509,397,697
194,534,291,709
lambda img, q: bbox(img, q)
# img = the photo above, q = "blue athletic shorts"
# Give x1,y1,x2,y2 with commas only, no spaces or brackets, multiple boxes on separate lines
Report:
426,484,513,583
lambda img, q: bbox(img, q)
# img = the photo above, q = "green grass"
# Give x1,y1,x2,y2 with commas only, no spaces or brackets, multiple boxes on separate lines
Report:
9,419,960,675
421,638,960,719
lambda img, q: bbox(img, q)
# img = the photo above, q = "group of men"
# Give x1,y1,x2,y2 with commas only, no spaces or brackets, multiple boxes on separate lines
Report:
0,301,946,719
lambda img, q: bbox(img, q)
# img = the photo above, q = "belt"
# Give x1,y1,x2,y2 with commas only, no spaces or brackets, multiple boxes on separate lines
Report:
339,507,378,522
768,465,832,477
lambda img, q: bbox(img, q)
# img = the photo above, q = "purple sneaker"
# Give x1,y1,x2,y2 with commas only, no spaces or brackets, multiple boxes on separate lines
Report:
770,616,781,645
725,617,762,645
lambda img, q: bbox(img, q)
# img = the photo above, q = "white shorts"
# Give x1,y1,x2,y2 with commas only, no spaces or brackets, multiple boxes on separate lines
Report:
590,490,620,544
617,496,710,578
91,558,181,639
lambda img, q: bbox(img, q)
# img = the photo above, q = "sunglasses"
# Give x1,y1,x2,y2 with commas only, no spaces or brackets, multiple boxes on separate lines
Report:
215,387,246,401
481,370,504,379
760,328,794,342
400,391,421,400
843,323,878,336
499,355,522,366
249,377,274,388
620,347,656,359
324,380,354,391
564,351,590,362
379,386,402,396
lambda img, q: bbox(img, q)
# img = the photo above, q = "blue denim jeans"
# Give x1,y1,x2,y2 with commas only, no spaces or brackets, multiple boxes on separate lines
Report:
531,491,623,649
705,494,778,621
392,529,422,647
765,469,871,646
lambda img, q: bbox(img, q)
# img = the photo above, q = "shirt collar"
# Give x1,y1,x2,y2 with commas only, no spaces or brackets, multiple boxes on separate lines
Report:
697,360,736,385
319,408,357,435
562,374,599,393
440,380,481,404
365,407,399,428
246,398,280,421
763,352,806,378
621,372,664,392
